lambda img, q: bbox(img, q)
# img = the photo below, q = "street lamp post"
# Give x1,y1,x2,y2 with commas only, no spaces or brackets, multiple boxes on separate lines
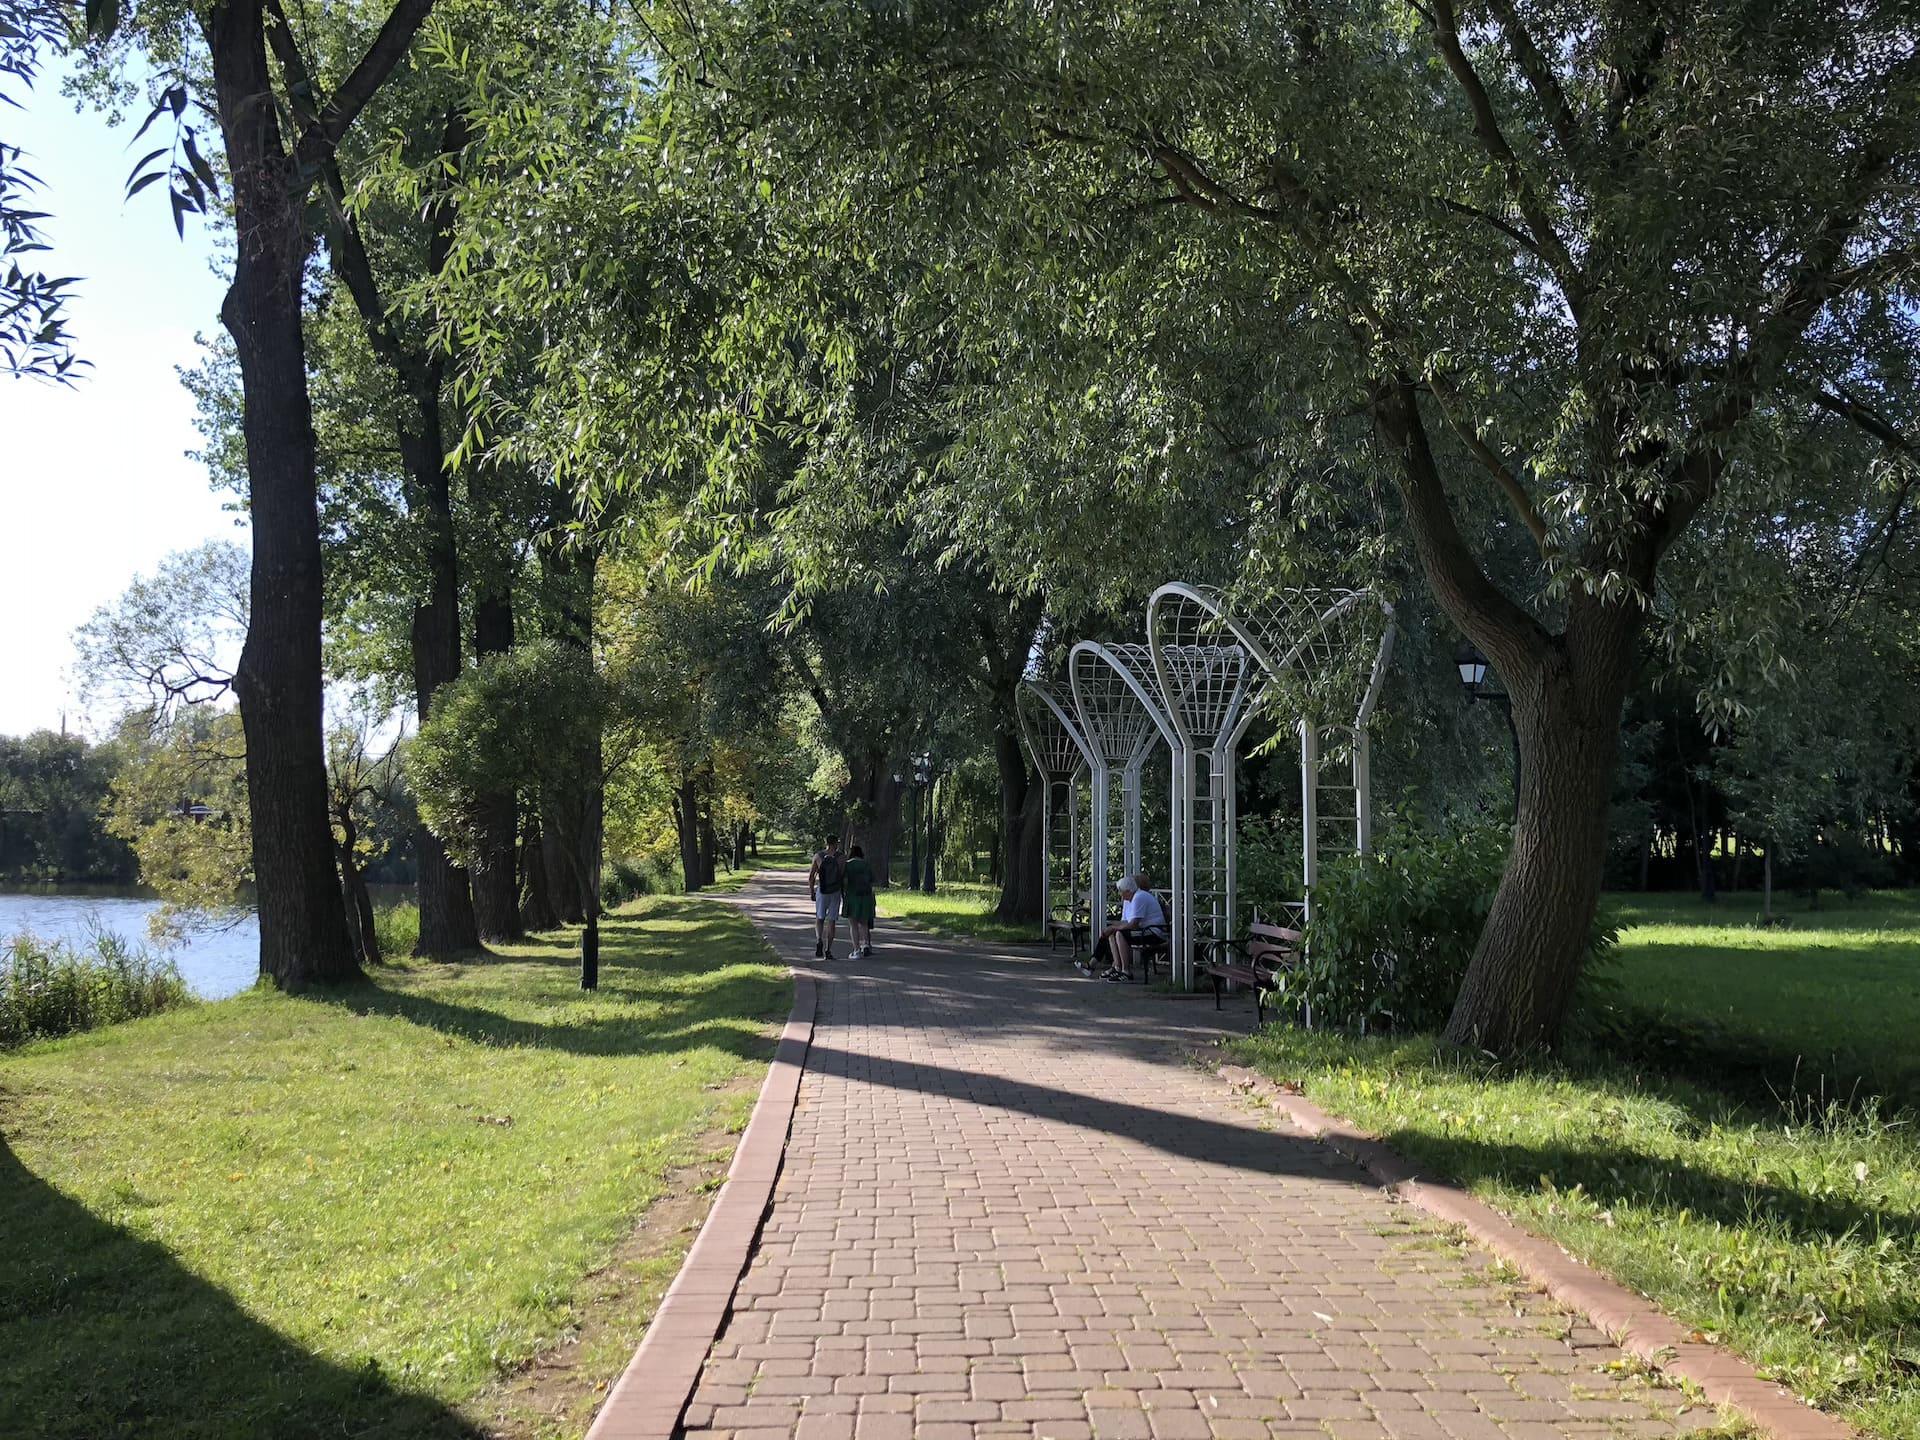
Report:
1454,640,1521,807
913,752,935,892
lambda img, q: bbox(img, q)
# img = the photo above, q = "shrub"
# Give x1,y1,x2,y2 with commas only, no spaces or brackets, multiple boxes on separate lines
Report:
370,901,419,959
1271,822,1506,1033
1236,813,1303,923
0,928,194,1048
600,855,683,909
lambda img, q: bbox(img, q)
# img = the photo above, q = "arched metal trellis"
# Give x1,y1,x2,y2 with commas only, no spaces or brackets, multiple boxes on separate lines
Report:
1149,584,1395,959
1018,584,1393,996
1069,641,1182,956
1016,680,1095,942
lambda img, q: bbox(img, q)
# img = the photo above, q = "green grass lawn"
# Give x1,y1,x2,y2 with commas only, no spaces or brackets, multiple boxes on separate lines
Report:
1227,890,1920,1439
1228,1027,1920,1439
874,878,1041,945
0,894,790,1440
1598,889,1920,1109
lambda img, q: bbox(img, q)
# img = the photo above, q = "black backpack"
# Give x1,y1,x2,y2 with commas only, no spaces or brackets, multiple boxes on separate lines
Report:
817,852,844,892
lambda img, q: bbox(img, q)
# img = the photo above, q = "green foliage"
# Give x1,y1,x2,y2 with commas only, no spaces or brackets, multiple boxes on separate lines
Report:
0,0,83,380
1235,814,1303,926
600,854,683,908
0,894,790,1437
369,899,419,960
0,730,136,883
1227,1026,1920,1439
0,928,193,1048
103,708,252,933
1273,823,1516,1033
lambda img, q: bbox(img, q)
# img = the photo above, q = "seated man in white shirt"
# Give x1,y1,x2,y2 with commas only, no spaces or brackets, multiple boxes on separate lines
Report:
1094,874,1168,982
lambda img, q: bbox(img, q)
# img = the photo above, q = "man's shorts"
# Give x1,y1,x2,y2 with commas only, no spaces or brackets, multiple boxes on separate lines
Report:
815,889,843,922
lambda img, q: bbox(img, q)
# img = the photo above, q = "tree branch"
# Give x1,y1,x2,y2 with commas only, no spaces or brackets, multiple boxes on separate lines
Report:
1482,0,1583,166
293,0,437,171
1426,0,1583,310
1372,373,1551,670
1421,370,1552,554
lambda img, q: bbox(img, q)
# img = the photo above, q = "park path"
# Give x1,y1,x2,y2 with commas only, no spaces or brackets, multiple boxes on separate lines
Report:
687,873,1705,1440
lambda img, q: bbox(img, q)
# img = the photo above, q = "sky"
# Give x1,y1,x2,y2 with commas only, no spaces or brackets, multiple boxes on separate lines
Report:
0,61,238,738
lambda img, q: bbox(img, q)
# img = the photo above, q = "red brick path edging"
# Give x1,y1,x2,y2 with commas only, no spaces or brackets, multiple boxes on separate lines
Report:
1217,1063,1858,1440
585,972,819,1440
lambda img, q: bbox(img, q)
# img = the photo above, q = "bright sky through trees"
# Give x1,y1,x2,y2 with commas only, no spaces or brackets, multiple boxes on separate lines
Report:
0,62,233,737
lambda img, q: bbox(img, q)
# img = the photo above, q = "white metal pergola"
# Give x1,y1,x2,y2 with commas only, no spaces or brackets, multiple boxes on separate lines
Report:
1020,586,1394,989
1015,680,1095,940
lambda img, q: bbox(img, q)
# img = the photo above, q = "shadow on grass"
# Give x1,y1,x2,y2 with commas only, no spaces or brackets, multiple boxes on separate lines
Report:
308,912,787,1062
0,1137,482,1440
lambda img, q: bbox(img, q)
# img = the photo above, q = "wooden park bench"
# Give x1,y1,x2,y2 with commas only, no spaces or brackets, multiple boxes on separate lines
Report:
1196,920,1304,1025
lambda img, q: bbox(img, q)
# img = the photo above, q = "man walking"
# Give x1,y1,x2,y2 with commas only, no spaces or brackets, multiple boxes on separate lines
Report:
809,834,847,960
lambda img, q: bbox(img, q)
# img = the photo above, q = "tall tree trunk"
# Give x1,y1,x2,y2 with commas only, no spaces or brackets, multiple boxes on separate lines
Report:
519,812,559,931
844,757,902,880
539,540,595,921
210,0,356,989
469,583,522,940
993,733,1045,923
408,454,478,955
698,800,718,887
1376,378,1640,1052
1442,621,1635,1050
908,783,922,893
674,774,702,892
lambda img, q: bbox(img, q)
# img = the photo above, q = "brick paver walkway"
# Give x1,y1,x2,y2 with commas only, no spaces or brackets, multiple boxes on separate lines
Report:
686,875,1706,1440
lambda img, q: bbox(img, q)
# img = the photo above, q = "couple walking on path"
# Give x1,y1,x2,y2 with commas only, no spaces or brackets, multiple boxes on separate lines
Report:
808,834,877,961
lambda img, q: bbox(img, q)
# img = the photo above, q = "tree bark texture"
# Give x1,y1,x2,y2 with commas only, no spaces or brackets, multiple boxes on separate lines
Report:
209,0,358,988
993,729,1045,923
674,773,703,892
469,585,522,939
1441,627,1634,1050
1375,378,1639,1051
406,443,478,955
844,756,901,881
518,812,559,931
540,541,595,924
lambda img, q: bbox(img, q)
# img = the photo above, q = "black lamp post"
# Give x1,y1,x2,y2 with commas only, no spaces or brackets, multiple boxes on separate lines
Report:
913,752,935,892
1454,640,1521,806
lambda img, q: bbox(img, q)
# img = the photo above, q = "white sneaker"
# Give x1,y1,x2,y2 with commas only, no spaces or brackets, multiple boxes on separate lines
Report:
849,946,865,960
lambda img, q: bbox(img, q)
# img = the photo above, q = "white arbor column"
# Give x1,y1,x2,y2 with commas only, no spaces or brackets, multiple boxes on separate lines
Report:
1071,641,1181,958
1017,680,1097,940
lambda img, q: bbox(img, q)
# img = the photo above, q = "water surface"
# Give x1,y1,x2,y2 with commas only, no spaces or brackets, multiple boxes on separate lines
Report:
0,891,258,999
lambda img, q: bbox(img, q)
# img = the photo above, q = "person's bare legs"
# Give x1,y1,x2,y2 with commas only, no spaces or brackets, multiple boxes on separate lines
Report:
1111,929,1133,979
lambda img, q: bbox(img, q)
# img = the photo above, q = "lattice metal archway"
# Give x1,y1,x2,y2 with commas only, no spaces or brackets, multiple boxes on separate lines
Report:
1068,641,1182,954
1149,584,1395,955
1016,679,1095,941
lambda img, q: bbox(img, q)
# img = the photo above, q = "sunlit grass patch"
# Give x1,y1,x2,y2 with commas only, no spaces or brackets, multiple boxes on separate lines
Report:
1229,1026,1920,1440
1600,890,1920,1108
877,879,1040,945
0,893,789,1439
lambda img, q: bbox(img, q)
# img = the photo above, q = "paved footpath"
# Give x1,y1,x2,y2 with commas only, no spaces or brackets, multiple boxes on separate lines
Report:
688,875,1707,1440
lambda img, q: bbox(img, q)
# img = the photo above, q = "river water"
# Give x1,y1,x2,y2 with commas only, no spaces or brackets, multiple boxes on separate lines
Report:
0,891,260,1000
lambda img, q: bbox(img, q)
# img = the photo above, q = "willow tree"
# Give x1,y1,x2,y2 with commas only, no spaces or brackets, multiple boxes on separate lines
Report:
81,0,441,986
629,0,1920,1051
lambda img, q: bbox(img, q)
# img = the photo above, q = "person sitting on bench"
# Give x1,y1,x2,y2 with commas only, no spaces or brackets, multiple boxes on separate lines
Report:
1092,874,1167,982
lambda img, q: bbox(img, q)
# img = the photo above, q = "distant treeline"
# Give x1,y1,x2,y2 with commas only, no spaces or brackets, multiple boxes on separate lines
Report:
0,731,136,884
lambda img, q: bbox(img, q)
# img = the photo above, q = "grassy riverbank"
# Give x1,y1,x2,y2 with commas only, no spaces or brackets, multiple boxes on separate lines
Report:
0,893,789,1439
